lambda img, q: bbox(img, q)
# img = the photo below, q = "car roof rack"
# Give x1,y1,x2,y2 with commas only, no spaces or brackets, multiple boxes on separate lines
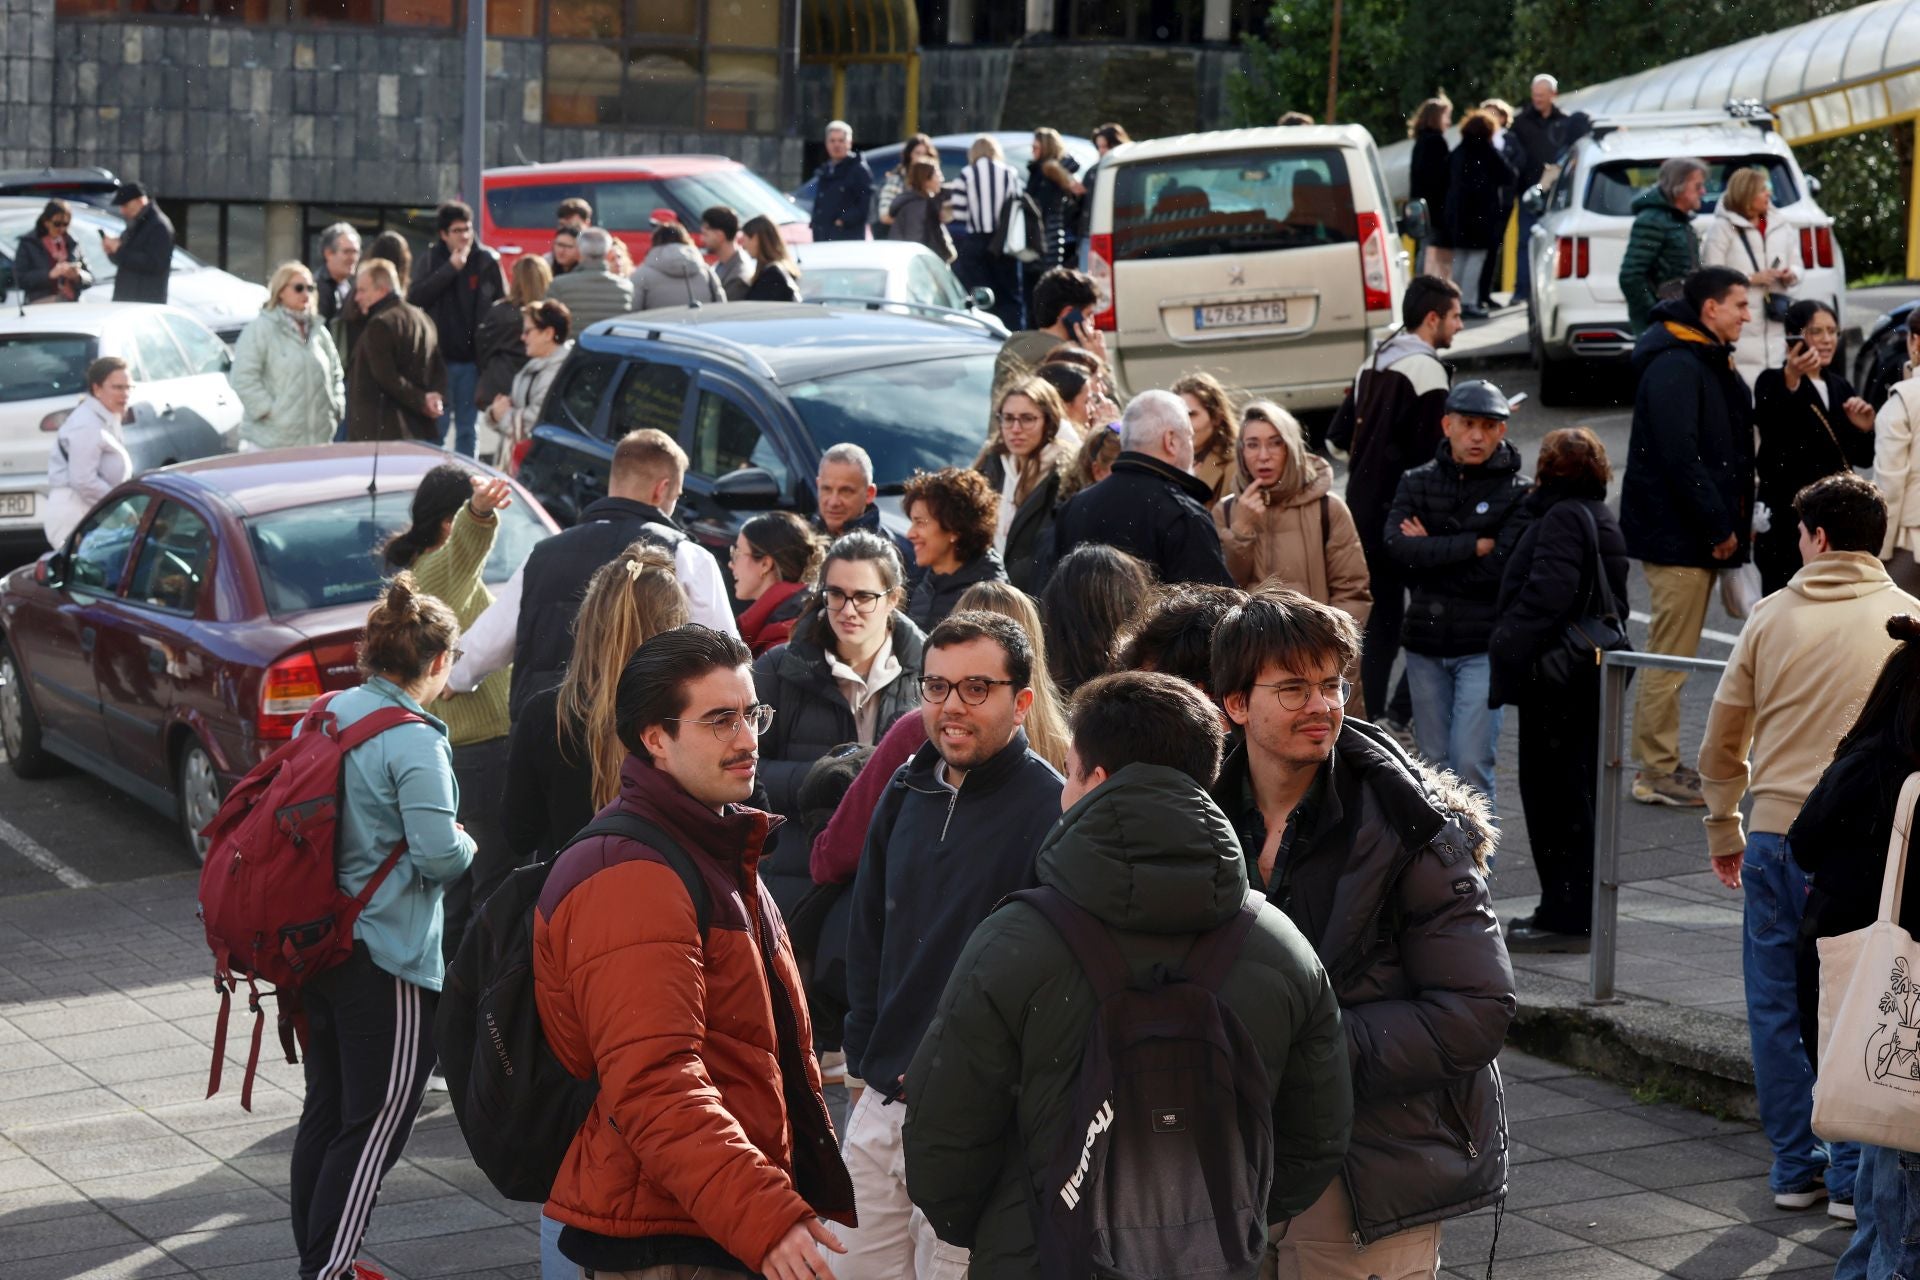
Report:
1588,101,1775,141
805,295,1002,337
598,318,781,383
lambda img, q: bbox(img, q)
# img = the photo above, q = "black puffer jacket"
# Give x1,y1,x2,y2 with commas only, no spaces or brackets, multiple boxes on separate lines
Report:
1619,298,1755,569
1384,439,1532,657
906,550,1007,633
977,453,1066,594
1212,720,1514,1244
1487,481,1631,708
1049,452,1234,588
1408,129,1452,247
903,764,1352,1274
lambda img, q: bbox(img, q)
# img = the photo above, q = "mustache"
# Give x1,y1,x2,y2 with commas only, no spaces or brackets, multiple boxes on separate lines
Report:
722,750,757,768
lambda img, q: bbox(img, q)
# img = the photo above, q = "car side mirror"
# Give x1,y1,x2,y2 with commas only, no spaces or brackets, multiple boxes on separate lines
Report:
221,348,233,373
36,551,68,589
1520,185,1547,217
1399,198,1431,242
970,286,996,310
713,466,780,508
1807,174,1823,197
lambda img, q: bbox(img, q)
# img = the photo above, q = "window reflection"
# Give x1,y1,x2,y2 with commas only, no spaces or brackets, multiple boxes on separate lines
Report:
625,47,702,130
545,43,623,126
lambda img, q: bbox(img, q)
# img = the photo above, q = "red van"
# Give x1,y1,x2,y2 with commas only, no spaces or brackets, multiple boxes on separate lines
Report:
480,156,813,267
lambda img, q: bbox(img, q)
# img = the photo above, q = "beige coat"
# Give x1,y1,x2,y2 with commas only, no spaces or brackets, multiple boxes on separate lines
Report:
1212,453,1372,626
1877,369,1920,558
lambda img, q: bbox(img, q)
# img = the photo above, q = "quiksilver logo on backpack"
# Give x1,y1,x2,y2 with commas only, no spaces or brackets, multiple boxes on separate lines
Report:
1058,1099,1115,1210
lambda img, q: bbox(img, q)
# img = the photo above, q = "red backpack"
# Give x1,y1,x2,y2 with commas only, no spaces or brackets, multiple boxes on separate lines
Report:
196,691,424,1109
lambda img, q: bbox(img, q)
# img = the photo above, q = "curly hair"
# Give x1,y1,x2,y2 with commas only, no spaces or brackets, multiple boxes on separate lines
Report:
902,467,999,564
1534,426,1612,496
1170,372,1237,466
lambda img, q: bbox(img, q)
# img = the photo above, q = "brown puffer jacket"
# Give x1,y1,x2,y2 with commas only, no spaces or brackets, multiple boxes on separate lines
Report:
533,755,855,1271
1212,452,1372,627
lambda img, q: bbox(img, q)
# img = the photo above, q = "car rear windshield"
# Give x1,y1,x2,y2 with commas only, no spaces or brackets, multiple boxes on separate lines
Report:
1584,155,1799,216
488,170,803,232
787,355,995,491
1110,148,1356,262
0,334,95,404
245,491,549,617
798,267,890,301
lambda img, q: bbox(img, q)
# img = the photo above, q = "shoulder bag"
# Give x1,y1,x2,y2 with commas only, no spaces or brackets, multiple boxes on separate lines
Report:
1735,223,1795,324
1533,503,1631,689
1813,773,1920,1150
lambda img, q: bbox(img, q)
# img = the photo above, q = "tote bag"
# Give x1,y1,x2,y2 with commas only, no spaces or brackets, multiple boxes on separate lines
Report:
1813,772,1920,1150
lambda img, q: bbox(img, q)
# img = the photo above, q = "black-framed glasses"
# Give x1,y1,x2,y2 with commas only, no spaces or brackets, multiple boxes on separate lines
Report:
1254,677,1353,712
448,647,466,664
920,676,1017,706
823,587,886,615
664,705,776,742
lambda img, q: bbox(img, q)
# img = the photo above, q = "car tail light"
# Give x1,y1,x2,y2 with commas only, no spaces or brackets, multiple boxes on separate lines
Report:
1800,228,1815,270
1357,212,1391,312
1555,237,1591,280
1555,238,1573,279
39,410,69,433
258,651,322,737
1088,233,1116,331
1815,226,1834,268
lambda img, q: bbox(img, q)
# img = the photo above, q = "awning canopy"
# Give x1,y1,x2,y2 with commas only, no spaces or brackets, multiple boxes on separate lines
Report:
801,0,921,63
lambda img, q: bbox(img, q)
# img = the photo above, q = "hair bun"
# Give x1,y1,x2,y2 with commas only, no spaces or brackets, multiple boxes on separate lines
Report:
383,571,420,618
1889,615,1920,645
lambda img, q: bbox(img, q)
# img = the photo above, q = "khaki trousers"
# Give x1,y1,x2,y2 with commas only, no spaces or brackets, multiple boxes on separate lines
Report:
1629,562,1714,777
1263,1178,1441,1280
836,1089,970,1280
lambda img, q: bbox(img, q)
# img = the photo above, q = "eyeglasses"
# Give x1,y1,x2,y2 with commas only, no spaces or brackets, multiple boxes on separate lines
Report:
1254,677,1353,711
920,675,1017,706
49,220,69,229
288,282,315,294
997,412,1044,428
823,587,887,615
448,647,466,664
664,705,776,742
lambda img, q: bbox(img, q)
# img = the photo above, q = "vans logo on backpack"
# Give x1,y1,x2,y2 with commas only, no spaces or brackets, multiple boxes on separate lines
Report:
1152,1108,1186,1133
1058,1098,1114,1210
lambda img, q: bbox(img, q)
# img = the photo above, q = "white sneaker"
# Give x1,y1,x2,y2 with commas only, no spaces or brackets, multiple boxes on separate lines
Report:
1774,1182,1827,1210
425,1070,448,1093
1829,1197,1857,1223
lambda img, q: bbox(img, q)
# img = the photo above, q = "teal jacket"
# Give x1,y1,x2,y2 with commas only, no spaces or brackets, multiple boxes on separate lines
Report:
300,678,476,990
1619,185,1700,335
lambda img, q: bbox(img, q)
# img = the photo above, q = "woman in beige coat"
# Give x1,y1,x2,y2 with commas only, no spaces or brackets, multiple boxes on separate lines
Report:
1213,400,1372,628
1875,309,1920,594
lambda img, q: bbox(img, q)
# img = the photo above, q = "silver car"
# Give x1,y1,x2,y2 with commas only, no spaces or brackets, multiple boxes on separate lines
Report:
793,240,1007,335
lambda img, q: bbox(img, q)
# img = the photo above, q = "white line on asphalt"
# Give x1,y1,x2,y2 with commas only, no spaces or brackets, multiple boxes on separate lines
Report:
1628,610,1742,648
0,814,94,889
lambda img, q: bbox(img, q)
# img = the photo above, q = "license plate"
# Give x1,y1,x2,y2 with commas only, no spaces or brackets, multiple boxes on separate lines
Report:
1195,301,1288,329
0,493,34,518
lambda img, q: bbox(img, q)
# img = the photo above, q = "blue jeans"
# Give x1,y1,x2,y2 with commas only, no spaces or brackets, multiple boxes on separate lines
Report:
1404,651,1501,812
1744,833,1859,1198
539,1212,568,1279
438,361,478,457
1839,1144,1920,1279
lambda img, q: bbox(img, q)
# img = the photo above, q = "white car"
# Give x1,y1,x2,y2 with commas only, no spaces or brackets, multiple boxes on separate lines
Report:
1524,108,1844,404
0,304,241,545
0,198,269,343
793,240,1008,336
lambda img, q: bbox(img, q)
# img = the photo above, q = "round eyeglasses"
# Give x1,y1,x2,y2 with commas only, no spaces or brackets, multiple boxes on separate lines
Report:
1253,677,1353,712
663,705,776,742
823,587,886,615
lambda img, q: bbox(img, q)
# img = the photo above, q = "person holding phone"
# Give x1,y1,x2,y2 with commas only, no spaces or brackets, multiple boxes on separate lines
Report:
1703,166,1801,390
990,267,1102,393
1751,299,1874,594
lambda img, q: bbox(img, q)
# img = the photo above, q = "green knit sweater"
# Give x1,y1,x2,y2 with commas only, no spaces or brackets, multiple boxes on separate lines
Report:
410,504,511,747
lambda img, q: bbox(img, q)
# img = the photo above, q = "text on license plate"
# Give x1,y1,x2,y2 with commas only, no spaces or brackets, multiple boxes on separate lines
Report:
0,494,34,518
1195,301,1288,329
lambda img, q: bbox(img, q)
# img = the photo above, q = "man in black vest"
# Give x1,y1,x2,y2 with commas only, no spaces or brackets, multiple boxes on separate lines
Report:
444,428,738,714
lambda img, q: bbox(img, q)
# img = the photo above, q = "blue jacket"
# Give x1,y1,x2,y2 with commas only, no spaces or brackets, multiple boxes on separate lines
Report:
844,728,1063,1099
810,154,874,242
302,678,476,990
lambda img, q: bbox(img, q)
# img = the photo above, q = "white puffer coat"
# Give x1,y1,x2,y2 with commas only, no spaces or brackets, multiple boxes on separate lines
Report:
1699,208,1801,391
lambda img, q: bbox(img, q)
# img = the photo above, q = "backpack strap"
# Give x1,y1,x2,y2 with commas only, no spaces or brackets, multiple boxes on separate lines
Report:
565,813,714,942
1179,892,1263,994
334,705,428,753
1006,886,1130,1003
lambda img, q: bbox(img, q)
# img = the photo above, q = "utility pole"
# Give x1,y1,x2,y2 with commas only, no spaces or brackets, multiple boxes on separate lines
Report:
462,0,487,207
1324,0,1342,124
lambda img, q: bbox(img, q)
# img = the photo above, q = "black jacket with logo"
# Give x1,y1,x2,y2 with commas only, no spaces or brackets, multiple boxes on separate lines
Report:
1384,439,1532,657
407,241,505,364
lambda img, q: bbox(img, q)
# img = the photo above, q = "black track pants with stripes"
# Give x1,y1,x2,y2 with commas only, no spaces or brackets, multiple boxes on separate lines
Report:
291,943,438,1280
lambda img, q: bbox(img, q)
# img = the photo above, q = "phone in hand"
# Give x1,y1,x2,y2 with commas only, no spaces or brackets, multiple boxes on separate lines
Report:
1062,307,1087,335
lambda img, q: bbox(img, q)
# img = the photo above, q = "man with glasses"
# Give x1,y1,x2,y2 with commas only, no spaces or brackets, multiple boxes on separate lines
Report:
533,624,856,1280
840,611,1064,1279
1210,588,1514,1279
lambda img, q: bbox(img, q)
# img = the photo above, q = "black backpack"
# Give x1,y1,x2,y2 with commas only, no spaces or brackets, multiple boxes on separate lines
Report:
436,813,712,1203
1014,886,1274,1280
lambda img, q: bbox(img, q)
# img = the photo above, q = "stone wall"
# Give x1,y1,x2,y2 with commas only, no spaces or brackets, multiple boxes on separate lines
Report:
0,0,58,170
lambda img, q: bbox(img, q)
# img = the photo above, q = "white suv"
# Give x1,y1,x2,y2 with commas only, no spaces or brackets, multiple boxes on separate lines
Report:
1523,108,1843,404
1086,126,1409,413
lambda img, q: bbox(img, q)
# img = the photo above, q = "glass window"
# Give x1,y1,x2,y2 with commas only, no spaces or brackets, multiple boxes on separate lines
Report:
633,0,696,35
691,390,788,491
487,0,536,35
161,315,230,376
180,203,222,267
591,179,678,231
706,0,779,46
788,356,996,490
626,47,702,129
553,351,620,432
797,266,889,302
127,502,212,615
704,52,779,132
656,168,804,227
545,43,622,126
609,360,691,439
204,0,276,18
907,254,964,309
0,335,96,405
69,493,151,594
297,0,378,20
548,0,618,37
1110,148,1356,262
127,317,192,383
224,204,268,285
53,0,120,14
1583,156,1798,216
386,0,456,25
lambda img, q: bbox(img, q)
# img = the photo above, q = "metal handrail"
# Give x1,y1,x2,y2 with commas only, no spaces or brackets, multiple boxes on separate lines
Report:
1589,648,1729,1003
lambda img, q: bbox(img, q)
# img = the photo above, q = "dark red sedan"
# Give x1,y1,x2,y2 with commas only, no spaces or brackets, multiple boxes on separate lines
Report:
0,444,556,859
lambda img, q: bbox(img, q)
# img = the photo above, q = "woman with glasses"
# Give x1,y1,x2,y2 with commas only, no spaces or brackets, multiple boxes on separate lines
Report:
975,376,1078,593
381,463,515,969
903,466,1007,631
730,511,825,655
230,260,346,449
483,298,573,473
14,199,92,304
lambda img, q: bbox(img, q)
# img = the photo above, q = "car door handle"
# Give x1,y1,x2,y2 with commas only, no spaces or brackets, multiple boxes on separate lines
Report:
80,626,95,654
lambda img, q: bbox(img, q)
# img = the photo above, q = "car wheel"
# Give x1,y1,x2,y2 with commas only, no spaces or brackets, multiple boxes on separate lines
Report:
175,737,223,863
0,639,58,779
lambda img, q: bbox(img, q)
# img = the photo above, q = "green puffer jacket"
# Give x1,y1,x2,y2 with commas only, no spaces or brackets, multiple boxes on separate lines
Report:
1619,185,1700,335
902,763,1352,1276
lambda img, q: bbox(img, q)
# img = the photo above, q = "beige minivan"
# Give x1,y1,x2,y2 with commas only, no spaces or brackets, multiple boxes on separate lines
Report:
1086,125,1409,412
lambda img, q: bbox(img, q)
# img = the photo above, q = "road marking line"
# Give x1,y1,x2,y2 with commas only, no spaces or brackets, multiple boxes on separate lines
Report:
0,814,94,889
1628,610,1742,648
